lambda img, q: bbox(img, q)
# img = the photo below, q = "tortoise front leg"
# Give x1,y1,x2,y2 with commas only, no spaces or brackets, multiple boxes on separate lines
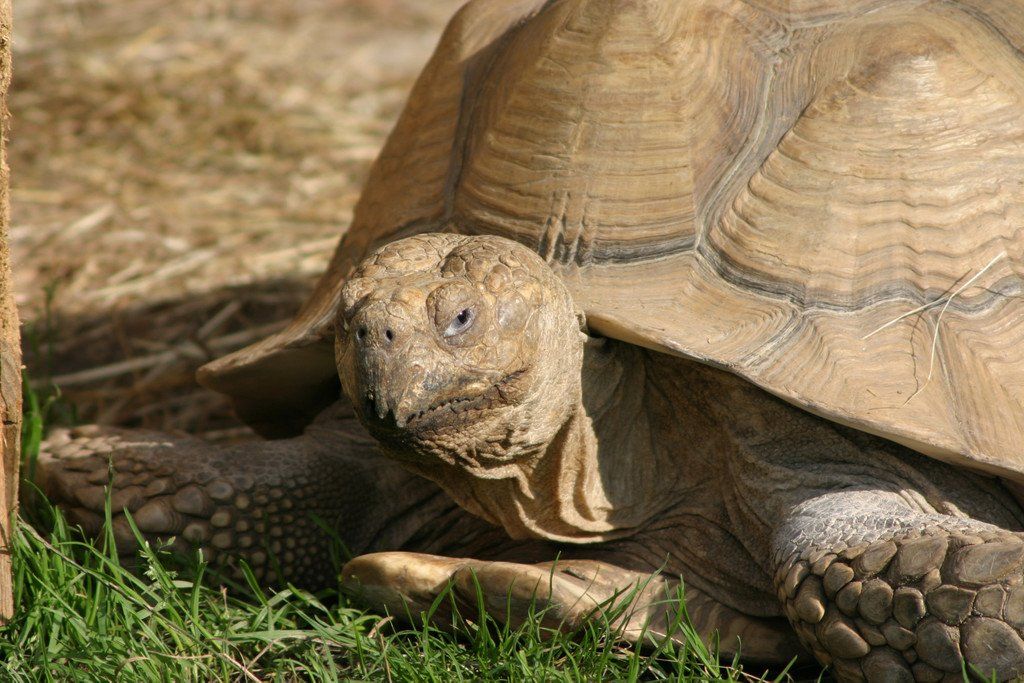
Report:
772,490,1024,681
34,404,499,588
341,549,805,663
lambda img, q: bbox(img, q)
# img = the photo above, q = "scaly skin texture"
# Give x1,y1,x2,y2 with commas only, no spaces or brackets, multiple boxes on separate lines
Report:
36,404,538,588
37,234,1024,677
334,234,1024,678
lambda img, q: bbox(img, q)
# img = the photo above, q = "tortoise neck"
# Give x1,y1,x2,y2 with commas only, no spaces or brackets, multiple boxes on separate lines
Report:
400,339,695,544
456,339,686,543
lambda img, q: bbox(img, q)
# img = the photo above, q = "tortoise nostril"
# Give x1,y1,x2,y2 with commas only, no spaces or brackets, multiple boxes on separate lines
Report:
385,329,394,342
356,326,367,341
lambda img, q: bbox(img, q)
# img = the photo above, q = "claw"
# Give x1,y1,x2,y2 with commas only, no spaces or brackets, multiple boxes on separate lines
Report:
344,552,466,621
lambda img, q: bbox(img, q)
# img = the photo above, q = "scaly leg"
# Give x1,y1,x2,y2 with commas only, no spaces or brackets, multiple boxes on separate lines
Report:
773,490,1024,681
33,403,509,587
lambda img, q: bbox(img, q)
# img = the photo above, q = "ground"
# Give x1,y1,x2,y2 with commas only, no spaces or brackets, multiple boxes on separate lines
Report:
12,0,462,436
5,0,815,679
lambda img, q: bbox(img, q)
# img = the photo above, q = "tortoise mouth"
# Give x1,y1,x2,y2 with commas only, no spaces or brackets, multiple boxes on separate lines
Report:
405,369,528,429
362,369,527,438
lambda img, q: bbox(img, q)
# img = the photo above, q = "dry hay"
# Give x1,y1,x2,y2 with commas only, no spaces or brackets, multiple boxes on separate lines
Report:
11,0,464,437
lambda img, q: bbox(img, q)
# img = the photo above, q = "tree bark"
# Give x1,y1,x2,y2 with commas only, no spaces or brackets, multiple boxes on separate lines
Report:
0,0,16,621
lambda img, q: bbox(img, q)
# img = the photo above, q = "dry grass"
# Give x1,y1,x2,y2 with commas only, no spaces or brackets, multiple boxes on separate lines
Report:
11,0,464,435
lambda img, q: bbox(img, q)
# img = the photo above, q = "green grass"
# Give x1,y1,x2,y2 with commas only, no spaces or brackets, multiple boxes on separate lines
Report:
0,376,805,681
0,508,785,682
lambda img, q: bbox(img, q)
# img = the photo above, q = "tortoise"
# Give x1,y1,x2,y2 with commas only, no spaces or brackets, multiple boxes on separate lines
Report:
36,0,1024,678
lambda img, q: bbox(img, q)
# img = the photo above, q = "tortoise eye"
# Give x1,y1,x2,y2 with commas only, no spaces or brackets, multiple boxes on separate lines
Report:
443,308,474,337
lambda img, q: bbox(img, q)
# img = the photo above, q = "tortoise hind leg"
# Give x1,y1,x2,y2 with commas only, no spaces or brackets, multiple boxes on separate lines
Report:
33,403,488,588
773,491,1024,681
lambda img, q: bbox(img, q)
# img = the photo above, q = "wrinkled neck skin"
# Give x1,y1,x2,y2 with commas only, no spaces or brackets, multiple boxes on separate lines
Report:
393,337,694,543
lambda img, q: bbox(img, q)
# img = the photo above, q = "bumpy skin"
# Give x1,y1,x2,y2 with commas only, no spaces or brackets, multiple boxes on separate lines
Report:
37,234,1024,679
36,405,540,587
333,234,1024,679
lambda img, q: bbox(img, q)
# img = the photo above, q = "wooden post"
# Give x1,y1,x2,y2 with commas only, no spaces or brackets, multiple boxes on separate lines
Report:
0,0,16,621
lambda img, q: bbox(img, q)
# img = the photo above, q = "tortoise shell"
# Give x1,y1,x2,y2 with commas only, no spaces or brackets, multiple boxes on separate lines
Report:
199,0,1024,481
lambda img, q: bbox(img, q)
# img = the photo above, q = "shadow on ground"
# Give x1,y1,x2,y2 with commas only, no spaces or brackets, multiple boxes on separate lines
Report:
23,276,317,439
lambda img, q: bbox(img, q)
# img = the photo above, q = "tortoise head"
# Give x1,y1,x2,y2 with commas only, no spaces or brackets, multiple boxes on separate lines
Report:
335,233,586,473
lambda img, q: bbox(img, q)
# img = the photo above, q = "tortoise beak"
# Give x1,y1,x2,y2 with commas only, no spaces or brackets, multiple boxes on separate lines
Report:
339,300,448,430
351,342,439,430
361,362,432,430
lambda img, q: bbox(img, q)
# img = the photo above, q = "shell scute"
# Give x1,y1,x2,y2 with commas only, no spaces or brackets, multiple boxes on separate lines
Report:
202,0,1024,477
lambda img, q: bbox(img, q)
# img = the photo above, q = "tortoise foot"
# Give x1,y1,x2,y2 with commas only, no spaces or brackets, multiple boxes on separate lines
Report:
343,550,806,663
34,416,455,587
342,551,675,637
35,428,280,577
35,426,212,554
776,528,1024,681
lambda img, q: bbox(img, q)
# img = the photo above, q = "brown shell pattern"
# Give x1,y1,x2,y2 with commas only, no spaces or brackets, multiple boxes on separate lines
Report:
201,0,1024,480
